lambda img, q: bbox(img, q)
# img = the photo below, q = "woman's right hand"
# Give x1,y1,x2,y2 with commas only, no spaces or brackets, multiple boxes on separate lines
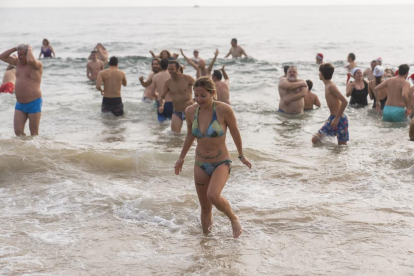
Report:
175,158,185,175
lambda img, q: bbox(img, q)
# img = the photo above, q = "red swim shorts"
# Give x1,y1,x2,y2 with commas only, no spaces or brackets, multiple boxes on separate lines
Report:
0,82,14,93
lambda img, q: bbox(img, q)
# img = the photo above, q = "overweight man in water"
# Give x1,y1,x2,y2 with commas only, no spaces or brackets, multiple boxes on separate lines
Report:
0,44,43,136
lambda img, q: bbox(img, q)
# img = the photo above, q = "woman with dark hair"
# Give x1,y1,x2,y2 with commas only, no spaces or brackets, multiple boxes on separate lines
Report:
368,66,387,110
149,50,178,61
39,39,55,58
175,76,251,238
346,68,369,106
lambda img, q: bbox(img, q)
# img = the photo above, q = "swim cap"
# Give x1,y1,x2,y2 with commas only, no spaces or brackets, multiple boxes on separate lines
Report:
376,57,382,63
316,53,323,60
408,74,414,81
352,68,361,76
373,66,384,77
395,70,399,76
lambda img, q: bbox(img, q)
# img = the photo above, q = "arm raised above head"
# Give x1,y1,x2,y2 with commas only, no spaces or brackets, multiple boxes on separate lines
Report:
0,47,18,66
26,45,42,70
181,48,198,70
220,65,229,81
207,49,219,74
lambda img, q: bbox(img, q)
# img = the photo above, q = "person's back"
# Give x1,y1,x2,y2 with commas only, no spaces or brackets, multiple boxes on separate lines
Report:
100,67,125,98
215,80,230,105
3,66,16,85
304,80,321,111
384,77,408,107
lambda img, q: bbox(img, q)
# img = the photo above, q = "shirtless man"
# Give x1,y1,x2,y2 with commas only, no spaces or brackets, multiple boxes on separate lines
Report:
280,65,289,80
152,58,172,122
181,49,218,79
139,58,160,102
376,57,394,78
212,65,230,105
96,56,127,117
316,53,323,64
224,38,247,59
0,63,16,94
87,50,104,81
304,80,321,111
0,45,43,136
374,64,411,122
363,60,377,81
278,66,308,114
159,60,195,133
89,43,108,66
312,63,349,145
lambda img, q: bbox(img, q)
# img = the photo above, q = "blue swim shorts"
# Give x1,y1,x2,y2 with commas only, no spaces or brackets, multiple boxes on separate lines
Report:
318,114,349,142
383,105,406,122
157,101,173,122
15,98,42,114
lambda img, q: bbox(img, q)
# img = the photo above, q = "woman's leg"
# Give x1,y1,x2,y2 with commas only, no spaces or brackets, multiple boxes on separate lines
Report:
194,165,213,235
207,163,242,238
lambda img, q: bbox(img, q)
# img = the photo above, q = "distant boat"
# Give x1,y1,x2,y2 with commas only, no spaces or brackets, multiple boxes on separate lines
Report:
194,5,200,8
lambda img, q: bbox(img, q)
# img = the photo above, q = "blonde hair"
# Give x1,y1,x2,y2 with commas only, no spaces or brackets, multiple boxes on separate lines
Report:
193,76,217,100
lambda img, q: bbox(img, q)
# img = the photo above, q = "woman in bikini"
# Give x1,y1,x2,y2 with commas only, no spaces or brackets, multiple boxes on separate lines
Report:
174,76,251,238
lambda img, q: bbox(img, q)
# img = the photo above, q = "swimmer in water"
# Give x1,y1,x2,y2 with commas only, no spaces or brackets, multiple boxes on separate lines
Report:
374,64,411,122
0,44,43,136
368,65,388,111
312,63,349,145
152,58,172,122
363,60,378,81
303,80,321,111
224,38,247,58
96,56,127,117
346,53,357,83
181,48,218,79
150,50,178,61
87,49,104,81
0,61,16,94
174,76,251,238
38,38,56,59
212,65,230,105
346,68,369,106
278,66,308,114
316,53,323,64
139,58,161,102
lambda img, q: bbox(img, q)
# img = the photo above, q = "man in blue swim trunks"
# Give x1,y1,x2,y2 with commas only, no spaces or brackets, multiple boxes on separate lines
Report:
159,60,195,133
0,44,43,136
374,64,411,122
152,58,173,122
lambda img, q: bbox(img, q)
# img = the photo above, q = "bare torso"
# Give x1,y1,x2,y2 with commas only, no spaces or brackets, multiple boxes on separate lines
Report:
166,74,194,112
325,83,341,115
385,77,408,107
153,70,171,102
229,46,244,58
2,68,16,84
304,91,317,110
278,79,305,114
87,60,104,80
215,80,230,104
15,61,42,103
363,68,374,81
100,68,125,98
197,67,208,79
143,72,156,99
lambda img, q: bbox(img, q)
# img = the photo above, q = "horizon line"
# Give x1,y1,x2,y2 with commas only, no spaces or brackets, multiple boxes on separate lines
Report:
1,4,413,7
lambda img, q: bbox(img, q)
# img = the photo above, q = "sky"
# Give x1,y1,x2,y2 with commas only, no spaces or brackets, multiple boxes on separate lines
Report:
0,0,413,7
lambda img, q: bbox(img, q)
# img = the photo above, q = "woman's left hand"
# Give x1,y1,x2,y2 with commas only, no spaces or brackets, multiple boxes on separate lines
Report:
175,158,185,175
240,157,252,169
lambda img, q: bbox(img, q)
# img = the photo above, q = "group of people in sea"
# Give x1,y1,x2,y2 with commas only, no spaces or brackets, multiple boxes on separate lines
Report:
1,38,413,239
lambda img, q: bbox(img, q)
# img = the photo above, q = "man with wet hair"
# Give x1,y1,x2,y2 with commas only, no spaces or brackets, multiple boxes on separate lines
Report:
312,63,349,145
139,58,160,102
278,65,308,114
0,44,43,136
96,56,127,117
224,38,247,58
374,64,411,122
152,58,172,122
191,49,201,65
212,65,230,105
87,49,104,81
158,60,195,133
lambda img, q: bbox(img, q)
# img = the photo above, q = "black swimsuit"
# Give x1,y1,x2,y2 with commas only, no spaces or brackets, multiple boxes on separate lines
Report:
350,80,369,106
102,97,124,116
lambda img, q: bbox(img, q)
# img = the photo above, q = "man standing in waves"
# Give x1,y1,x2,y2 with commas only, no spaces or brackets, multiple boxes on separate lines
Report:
0,44,43,136
212,65,230,105
158,60,195,133
278,66,308,114
96,56,127,117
